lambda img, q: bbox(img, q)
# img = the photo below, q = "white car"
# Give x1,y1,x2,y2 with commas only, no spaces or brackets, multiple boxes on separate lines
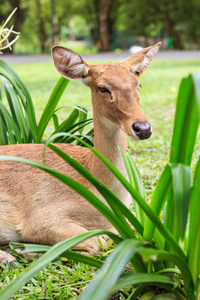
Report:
129,45,143,54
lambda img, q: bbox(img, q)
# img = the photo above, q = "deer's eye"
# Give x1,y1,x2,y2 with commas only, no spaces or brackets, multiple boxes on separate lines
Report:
98,86,110,94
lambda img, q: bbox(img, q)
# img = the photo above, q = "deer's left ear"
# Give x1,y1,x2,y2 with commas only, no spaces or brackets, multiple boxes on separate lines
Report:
123,42,161,77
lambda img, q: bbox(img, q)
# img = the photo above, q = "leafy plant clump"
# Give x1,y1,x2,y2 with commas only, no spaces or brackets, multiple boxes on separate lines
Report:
0,60,93,146
0,72,199,299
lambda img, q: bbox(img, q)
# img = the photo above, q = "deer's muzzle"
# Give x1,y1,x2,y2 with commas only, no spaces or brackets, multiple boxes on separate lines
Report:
132,122,152,140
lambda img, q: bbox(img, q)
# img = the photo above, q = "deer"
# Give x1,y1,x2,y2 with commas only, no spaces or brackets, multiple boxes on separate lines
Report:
0,42,161,265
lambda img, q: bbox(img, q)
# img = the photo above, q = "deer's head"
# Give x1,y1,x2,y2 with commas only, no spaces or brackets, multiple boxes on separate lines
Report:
52,42,161,141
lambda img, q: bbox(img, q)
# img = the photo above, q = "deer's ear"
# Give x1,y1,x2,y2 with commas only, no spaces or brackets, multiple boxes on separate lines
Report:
52,46,90,80
123,42,161,78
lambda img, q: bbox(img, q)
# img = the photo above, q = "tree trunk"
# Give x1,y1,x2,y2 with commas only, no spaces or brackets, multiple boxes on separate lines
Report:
99,0,113,52
36,0,47,53
11,0,25,32
163,0,184,49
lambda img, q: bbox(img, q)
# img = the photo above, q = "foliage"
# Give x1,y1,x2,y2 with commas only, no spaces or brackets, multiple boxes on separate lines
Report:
0,59,93,145
1,0,200,53
0,72,199,299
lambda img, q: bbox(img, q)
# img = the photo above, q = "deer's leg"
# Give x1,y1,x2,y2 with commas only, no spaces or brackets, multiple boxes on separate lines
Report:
21,222,107,257
0,249,18,267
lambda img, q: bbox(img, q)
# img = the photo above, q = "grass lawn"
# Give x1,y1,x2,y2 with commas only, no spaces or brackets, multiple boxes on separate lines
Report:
0,57,200,299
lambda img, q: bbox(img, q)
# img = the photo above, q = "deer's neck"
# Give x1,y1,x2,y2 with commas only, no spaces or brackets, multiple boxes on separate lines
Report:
90,113,130,206
93,115,127,165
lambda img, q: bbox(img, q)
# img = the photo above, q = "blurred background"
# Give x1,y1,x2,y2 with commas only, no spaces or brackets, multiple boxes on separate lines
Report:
1,0,200,55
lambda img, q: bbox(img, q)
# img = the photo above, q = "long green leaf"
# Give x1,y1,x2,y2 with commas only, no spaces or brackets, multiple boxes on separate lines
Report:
79,240,144,300
170,73,200,165
78,107,88,135
188,158,200,287
169,163,191,240
143,164,172,244
21,243,103,269
120,149,145,226
36,76,70,142
0,230,112,300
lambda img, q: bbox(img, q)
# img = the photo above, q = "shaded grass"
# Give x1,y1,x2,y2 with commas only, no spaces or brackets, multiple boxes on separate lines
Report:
0,57,200,298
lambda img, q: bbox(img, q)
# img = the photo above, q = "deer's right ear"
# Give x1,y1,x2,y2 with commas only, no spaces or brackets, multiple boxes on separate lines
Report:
123,42,161,78
52,46,90,81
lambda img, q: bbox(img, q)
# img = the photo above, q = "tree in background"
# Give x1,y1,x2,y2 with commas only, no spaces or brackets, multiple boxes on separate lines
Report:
74,0,121,52
0,0,200,53
117,0,200,49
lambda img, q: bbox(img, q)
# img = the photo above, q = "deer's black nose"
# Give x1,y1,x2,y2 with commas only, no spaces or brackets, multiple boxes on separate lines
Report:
132,122,152,140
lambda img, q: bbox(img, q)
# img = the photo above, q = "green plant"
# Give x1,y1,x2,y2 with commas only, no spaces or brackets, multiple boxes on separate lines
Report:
0,73,199,299
0,8,20,53
0,60,93,145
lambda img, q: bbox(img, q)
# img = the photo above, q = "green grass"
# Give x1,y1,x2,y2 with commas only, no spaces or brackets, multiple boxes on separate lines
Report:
0,257,99,299
1,58,200,299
